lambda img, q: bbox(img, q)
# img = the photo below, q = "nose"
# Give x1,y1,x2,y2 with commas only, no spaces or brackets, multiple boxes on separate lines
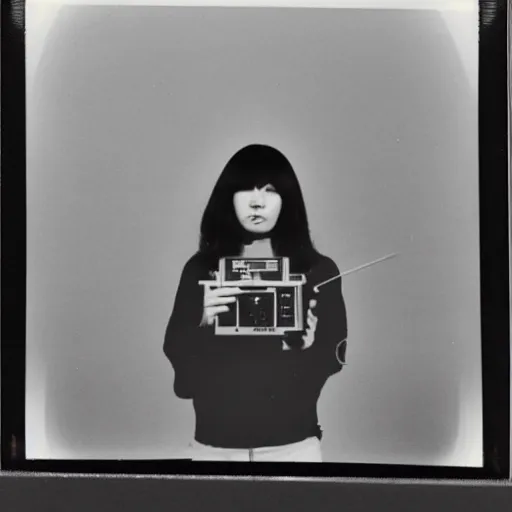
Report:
249,188,265,209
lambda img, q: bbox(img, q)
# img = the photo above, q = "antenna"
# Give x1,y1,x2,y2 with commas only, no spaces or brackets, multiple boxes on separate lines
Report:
313,253,398,293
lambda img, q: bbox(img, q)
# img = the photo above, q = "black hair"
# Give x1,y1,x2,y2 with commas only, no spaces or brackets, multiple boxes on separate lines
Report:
198,144,321,272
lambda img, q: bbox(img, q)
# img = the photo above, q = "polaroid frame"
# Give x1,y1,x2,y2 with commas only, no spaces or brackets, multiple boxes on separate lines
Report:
1,0,511,508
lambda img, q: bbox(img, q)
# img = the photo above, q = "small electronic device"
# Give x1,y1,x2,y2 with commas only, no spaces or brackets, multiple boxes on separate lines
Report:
199,253,398,336
199,257,306,336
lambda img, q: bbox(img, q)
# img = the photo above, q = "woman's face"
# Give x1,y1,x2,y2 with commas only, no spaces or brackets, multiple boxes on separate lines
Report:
233,184,283,235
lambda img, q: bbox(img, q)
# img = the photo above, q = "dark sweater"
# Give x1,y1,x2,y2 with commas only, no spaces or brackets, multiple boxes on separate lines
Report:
163,252,348,449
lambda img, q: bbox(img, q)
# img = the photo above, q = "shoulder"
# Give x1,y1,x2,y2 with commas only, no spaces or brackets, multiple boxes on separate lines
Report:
312,253,340,274
309,253,340,280
180,252,212,280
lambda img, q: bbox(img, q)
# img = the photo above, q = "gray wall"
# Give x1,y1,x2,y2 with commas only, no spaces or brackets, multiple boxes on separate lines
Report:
26,6,481,465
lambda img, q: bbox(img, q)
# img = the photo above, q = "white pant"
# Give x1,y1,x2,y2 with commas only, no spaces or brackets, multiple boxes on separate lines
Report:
189,436,323,462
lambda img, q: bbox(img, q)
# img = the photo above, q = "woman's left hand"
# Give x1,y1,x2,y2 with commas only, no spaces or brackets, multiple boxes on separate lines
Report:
302,299,318,349
282,299,318,351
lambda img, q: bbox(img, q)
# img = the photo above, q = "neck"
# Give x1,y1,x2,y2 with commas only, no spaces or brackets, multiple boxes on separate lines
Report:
241,237,274,258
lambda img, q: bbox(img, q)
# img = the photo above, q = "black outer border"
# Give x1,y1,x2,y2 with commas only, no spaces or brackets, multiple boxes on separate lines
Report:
1,0,27,468
1,0,509,485
478,0,510,479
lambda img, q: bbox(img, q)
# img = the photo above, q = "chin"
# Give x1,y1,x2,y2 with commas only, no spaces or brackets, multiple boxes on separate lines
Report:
248,229,270,235
244,224,272,235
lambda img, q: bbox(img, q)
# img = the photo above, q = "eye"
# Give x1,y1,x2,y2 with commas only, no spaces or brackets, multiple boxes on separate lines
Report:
264,184,277,193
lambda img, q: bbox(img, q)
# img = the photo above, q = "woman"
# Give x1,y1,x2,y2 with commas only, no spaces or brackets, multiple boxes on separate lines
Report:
164,144,348,462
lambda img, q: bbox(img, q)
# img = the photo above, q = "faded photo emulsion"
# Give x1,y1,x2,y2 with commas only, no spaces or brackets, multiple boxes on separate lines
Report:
25,1,481,467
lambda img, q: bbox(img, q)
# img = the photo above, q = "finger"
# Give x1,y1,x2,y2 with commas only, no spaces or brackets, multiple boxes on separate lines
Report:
205,296,237,307
282,340,292,351
213,287,244,297
207,286,243,297
307,317,316,330
307,310,318,324
207,305,230,316
302,330,314,348
309,299,317,309
304,326,313,336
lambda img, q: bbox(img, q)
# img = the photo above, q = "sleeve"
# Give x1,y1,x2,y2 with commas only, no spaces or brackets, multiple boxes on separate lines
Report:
312,258,348,377
163,256,209,399
283,257,348,381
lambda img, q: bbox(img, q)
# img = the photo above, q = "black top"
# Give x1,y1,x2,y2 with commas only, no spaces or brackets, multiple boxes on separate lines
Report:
163,252,348,449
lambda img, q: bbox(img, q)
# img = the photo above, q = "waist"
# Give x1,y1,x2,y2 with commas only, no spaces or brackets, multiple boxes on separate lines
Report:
193,390,321,449
190,436,323,462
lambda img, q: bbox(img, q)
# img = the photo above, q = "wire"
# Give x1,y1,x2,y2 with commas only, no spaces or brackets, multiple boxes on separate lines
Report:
312,253,399,293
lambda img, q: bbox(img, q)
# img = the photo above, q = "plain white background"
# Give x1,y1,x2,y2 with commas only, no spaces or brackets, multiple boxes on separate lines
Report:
25,1,482,466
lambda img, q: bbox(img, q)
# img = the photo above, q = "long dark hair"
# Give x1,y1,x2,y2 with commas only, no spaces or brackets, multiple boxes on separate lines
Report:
198,144,321,272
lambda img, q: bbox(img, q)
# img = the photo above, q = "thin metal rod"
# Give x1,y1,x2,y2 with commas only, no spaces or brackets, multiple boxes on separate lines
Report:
313,253,399,293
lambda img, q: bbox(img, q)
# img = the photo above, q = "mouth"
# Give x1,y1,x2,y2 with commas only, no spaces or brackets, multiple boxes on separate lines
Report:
248,215,266,224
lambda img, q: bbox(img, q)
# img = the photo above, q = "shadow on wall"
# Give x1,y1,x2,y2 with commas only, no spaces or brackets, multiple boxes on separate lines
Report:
27,6,477,463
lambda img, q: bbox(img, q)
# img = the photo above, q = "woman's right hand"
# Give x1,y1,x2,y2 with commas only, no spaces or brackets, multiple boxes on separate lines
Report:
200,286,243,326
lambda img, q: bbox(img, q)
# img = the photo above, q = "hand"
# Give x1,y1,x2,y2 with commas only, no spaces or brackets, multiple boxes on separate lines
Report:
282,298,318,350
200,286,243,327
302,299,318,348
